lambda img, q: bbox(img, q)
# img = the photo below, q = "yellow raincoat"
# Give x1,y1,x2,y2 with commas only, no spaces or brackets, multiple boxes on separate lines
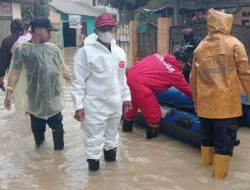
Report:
190,8,250,118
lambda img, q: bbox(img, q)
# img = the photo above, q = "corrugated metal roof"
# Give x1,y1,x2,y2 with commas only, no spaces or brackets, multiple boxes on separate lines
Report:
50,0,115,17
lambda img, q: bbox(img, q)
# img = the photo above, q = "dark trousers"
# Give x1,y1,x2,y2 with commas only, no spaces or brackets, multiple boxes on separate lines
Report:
200,117,237,155
30,112,63,134
183,64,191,83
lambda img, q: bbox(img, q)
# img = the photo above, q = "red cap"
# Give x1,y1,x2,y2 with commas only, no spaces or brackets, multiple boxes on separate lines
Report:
95,13,116,27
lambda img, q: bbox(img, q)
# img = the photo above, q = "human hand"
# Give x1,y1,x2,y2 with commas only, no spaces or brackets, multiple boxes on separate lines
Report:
74,109,85,122
4,94,13,110
123,101,132,112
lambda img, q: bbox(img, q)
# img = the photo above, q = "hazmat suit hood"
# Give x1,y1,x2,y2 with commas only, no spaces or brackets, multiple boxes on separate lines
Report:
84,33,116,46
164,54,180,70
207,8,233,35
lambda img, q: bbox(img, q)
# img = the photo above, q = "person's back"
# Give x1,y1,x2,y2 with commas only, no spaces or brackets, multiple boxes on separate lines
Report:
191,9,250,118
0,19,25,90
123,51,192,138
190,8,250,179
127,54,185,92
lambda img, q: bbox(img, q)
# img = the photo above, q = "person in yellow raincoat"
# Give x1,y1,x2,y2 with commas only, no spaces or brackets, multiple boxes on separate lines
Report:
190,8,250,179
4,17,71,150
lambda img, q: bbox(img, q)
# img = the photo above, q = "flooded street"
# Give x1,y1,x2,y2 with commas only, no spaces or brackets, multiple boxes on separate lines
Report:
0,48,250,190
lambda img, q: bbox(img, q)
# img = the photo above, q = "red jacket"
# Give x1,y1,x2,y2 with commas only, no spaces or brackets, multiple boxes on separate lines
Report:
127,53,192,100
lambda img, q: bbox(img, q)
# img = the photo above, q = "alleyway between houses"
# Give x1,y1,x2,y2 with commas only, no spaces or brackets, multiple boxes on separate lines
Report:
0,48,250,190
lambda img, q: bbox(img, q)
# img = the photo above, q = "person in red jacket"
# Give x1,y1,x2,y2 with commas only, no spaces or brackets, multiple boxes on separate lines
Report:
123,51,193,138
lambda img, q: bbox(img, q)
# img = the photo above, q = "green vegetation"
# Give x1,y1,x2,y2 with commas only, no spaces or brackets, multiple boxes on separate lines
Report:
21,0,51,21
108,0,151,11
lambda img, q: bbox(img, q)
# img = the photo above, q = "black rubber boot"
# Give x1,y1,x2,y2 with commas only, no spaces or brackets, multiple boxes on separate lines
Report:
104,148,117,162
146,127,159,139
87,159,100,171
122,120,133,132
234,138,240,146
33,132,45,148
52,129,64,150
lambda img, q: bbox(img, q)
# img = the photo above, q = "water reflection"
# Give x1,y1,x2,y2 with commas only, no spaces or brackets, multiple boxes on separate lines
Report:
0,48,249,189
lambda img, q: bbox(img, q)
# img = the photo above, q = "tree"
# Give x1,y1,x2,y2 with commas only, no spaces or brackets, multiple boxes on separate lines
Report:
21,0,51,21
108,0,151,11
108,0,151,23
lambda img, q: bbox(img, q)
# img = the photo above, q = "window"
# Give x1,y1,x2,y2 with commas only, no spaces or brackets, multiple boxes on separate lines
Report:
242,20,250,25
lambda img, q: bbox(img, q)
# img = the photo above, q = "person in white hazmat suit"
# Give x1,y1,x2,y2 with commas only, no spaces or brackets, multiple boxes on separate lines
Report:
71,13,131,171
4,17,71,150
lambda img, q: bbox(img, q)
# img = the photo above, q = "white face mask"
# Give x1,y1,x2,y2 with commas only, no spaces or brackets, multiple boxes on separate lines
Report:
98,31,114,43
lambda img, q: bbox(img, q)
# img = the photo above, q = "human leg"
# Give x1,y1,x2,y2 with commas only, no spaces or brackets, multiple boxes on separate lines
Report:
200,118,214,166
47,112,64,150
30,114,46,147
137,89,161,139
83,119,107,171
103,116,121,161
212,118,237,178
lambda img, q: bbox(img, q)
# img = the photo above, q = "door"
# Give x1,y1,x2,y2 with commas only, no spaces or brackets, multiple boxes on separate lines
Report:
63,22,76,47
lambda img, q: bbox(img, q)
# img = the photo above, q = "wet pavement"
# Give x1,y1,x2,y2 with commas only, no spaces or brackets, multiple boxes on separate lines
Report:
0,48,250,190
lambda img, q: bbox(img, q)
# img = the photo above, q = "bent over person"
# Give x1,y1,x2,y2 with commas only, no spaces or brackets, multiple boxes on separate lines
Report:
190,9,250,179
123,51,193,138
71,13,131,171
4,17,71,150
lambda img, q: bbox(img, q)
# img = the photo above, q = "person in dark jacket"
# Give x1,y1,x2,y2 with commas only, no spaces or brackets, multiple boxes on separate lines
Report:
180,20,201,82
0,19,25,91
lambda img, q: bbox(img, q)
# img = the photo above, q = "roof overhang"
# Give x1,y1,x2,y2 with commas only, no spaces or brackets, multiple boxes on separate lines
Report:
50,0,117,17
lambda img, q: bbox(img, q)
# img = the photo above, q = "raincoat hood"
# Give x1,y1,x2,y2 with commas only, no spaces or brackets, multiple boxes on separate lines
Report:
207,8,233,35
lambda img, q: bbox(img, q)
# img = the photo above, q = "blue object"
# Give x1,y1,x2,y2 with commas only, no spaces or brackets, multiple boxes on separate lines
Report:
134,87,250,147
159,106,201,147
156,87,193,105
134,106,201,147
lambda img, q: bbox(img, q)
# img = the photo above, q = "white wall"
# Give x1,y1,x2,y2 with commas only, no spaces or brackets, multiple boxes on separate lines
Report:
11,3,21,19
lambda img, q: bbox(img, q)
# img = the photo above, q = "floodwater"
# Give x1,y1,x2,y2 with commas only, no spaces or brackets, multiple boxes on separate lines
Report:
0,48,250,190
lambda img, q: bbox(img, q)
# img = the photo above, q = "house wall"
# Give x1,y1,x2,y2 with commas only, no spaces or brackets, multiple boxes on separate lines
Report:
82,15,96,35
0,1,21,44
60,12,96,47
11,2,21,18
234,7,250,25
49,9,63,48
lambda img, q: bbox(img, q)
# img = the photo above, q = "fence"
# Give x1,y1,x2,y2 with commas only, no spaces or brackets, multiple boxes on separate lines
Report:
169,23,250,58
116,24,130,64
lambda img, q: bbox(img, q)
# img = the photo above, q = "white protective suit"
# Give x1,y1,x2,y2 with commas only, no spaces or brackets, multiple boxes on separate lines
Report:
71,40,131,160
84,33,116,46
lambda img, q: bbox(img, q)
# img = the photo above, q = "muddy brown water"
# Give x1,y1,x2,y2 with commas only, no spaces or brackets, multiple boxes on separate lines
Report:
0,48,249,190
